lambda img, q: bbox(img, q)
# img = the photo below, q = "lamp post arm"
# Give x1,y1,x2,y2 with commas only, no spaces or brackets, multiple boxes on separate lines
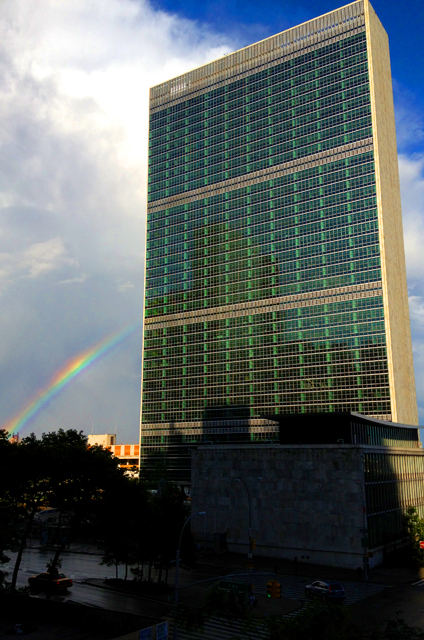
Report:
357,454,368,582
178,513,196,551
175,512,205,614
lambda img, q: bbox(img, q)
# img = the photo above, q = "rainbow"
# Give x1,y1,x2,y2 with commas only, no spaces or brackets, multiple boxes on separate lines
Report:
1,321,142,437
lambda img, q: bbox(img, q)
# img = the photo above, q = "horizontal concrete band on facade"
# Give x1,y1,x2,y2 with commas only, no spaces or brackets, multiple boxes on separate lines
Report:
150,1,365,111
152,72,369,155
194,442,424,453
141,420,279,437
150,22,366,114
140,417,400,435
225,542,369,557
368,414,391,421
144,280,383,329
147,138,374,212
222,541,389,569
141,414,394,435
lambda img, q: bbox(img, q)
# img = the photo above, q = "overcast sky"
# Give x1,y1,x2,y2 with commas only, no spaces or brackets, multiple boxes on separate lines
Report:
0,0,423,443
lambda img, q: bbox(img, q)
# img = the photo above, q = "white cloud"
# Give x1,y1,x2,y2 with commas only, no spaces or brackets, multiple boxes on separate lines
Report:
0,236,78,290
0,0,231,170
58,274,87,285
22,237,78,279
412,338,424,424
399,154,424,282
0,0,234,269
118,280,135,293
0,0,236,441
409,296,424,326
399,154,424,423
394,81,424,151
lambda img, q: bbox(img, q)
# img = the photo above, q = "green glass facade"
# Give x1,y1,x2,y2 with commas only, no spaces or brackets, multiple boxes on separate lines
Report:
141,2,395,483
148,33,371,202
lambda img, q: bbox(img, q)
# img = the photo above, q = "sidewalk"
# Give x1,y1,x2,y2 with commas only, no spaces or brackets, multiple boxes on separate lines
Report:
32,540,420,586
84,578,173,605
84,578,301,617
196,551,419,586
31,540,104,556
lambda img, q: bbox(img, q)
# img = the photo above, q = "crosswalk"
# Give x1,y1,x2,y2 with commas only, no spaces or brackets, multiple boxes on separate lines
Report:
170,573,388,639
412,578,424,587
170,616,269,640
223,572,387,606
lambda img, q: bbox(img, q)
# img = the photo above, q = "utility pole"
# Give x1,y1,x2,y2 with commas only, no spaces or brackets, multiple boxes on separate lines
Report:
234,477,262,569
174,511,205,640
357,452,368,581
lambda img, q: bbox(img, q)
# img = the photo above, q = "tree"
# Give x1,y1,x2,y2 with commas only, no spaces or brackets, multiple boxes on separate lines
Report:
404,506,424,568
0,428,124,592
100,477,150,580
42,429,123,580
148,483,192,587
99,480,192,589
381,617,424,640
0,430,16,588
1,432,52,591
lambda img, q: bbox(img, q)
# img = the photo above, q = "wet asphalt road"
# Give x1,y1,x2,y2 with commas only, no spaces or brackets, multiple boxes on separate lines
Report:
8,546,424,635
3,546,220,617
4,547,169,616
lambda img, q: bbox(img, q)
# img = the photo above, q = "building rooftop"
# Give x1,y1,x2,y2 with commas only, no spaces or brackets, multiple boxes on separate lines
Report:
263,412,421,447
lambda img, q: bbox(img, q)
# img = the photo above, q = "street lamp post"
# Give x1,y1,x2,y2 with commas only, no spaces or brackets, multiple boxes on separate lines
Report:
235,479,252,559
357,453,368,582
234,477,262,562
174,511,206,640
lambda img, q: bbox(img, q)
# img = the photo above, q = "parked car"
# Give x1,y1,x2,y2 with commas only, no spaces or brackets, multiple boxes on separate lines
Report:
304,580,346,603
28,572,73,594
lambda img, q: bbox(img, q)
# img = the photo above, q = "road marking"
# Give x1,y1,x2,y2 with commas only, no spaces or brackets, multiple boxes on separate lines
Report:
411,578,424,586
222,573,386,606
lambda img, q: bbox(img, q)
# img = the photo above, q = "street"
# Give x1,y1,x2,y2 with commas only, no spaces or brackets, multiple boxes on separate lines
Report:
4,546,219,616
4,547,167,617
5,547,424,639
5,546,122,586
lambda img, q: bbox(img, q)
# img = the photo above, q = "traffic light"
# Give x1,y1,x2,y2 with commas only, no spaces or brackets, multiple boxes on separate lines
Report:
266,580,281,599
250,537,256,551
267,581,273,598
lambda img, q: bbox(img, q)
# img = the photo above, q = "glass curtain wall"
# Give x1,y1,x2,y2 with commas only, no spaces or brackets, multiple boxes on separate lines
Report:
141,4,391,482
365,453,424,548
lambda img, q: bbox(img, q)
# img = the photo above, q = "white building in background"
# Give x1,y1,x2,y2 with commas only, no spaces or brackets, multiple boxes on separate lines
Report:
87,433,116,447
87,433,139,472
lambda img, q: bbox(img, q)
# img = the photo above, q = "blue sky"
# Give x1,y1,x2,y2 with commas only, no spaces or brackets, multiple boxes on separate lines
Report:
0,0,423,442
152,0,424,153
153,0,424,110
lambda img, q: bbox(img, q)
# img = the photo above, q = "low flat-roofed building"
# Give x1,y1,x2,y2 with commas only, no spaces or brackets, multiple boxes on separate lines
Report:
87,434,139,473
87,433,116,447
110,443,140,472
191,413,424,569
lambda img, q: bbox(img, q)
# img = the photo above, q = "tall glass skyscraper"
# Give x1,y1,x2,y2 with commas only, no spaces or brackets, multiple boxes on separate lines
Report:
140,0,418,483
